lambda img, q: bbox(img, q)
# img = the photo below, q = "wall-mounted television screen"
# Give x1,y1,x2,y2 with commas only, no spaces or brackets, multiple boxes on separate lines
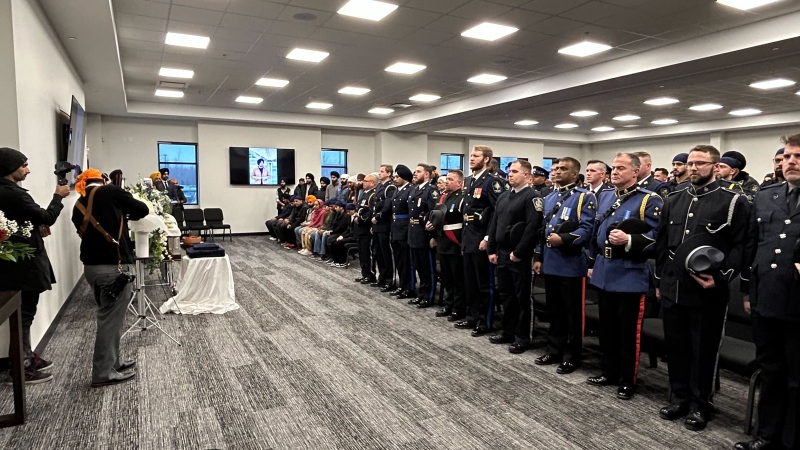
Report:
229,147,296,186
65,95,87,186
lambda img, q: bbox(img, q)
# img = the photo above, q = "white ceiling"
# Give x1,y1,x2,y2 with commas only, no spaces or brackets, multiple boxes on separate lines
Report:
37,0,800,142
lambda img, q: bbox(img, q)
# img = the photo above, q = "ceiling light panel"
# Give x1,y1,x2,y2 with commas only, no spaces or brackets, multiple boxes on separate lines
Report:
613,115,640,121
165,32,209,49
555,123,578,129
307,102,333,110
338,87,371,95
461,22,518,41
286,48,329,63
467,74,506,84
592,126,615,132
644,97,679,106
570,110,598,117
159,68,194,79
689,103,723,111
717,0,781,11
749,78,796,90
235,96,262,104
256,78,289,87
155,89,184,98
558,41,612,57
409,94,440,102
514,120,538,126
652,119,678,125
369,107,394,114
729,108,762,116
385,62,426,74
338,0,398,21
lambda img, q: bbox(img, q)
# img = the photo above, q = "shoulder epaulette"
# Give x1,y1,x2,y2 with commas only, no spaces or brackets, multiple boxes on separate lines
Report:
759,182,784,191
636,187,655,195
575,186,589,193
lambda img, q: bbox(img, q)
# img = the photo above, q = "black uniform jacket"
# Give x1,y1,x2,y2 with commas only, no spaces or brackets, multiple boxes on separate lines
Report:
487,186,543,261
435,189,465,255
408,182,438,249
372,181,395,233
391,182,412,241
355,188,376,237
462,170,503,253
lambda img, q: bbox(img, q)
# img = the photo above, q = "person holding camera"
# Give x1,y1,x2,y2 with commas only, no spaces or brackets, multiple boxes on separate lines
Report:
71,168,148,387
0,147,70,384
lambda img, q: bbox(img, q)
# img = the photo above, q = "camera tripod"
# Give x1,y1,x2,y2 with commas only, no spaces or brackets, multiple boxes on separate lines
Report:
122,257,181,346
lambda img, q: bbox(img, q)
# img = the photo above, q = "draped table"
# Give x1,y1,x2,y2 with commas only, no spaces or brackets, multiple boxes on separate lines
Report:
159,255,239,315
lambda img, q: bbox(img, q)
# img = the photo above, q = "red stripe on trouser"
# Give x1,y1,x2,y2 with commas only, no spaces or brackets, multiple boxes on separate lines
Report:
632,294,646,385
581,278,586,342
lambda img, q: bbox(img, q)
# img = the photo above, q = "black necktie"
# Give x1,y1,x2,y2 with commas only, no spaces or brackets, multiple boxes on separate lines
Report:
789,188,800,214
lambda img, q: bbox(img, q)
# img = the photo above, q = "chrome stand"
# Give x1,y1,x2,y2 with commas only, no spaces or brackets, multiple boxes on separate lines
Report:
122,258,181,345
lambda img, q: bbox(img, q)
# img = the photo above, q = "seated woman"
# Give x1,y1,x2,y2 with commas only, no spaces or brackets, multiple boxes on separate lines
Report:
299,199,325,255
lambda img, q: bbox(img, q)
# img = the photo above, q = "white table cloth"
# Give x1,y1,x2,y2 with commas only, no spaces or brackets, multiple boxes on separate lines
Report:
160,255,239,315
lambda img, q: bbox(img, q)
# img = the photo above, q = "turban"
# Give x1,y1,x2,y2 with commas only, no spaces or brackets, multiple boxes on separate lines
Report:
306,195,317,203
75,168,104,197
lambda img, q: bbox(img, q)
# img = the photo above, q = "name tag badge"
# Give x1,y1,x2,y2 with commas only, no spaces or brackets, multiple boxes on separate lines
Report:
417,198,421,207
474,188,482,199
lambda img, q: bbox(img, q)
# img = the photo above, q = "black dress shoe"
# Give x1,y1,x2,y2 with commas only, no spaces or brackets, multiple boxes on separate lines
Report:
556,361,580,374
380,285,396,293
508,343,532,354
91,371,135,388
471,326,490,337
417,300,435,309
115,360,136,372
454,320,477,329
435,308,452,317
489,334,514,344
586,375,614,386
354,276,365,282
407,297,420,305
447,313,465,322
684,410,711,431
617,385,635,400
396,291,410,299
370,281,383,287
534,354,560,366
659,402,690,421
734,438,777,450
361,278,377,284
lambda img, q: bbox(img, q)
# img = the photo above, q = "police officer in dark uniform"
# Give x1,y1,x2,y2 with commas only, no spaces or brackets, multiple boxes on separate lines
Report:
720,151,760,198
354,174,377,284
408,164,438,307
735,136,800,450
634,151,672,199
455,146,503,336
531,166,553,197
586,152,663,401
390,166,414,298
371,165,396,290
667,153,690,192
427,170,466,320
761,147,785,188
655,145,750,431
532,157,596,373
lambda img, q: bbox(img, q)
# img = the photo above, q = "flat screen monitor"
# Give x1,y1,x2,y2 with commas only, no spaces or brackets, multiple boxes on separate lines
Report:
65,95,86,185
229,147,296,186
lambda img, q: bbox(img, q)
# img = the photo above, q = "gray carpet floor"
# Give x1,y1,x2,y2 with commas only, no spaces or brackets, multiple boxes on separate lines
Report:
0,236,753,449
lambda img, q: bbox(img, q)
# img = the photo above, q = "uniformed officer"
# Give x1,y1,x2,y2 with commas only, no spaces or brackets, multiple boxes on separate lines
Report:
586,152,663,401
531,165,553,197
408,164,438,307
371,165,396,290
390,165,414,298
655,145,750,431
488,160,544,353
717,156,752,199
427,170,466,320
668,153,690,190
585,160,612,196
735,136,800,450
761,147,786,188
720,151,760,197
455,146,503,336
634,151,672,199
532,157,596,372
354,174,377,284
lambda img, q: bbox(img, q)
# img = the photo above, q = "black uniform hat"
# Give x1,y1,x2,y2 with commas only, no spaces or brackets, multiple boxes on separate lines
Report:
673,153,688,164
721,151,747,171
532,166,549,178
673,233,726,281
0,147,27,177
502,222,526,251
396,165,413,182
552,220,581,254
428,204,446,229
605,218,651,259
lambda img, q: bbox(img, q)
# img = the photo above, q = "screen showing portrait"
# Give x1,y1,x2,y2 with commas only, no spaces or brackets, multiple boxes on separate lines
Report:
230,147,295,186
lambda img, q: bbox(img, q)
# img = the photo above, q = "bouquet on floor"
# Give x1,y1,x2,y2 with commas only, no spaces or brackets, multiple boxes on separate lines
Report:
0,210,34,262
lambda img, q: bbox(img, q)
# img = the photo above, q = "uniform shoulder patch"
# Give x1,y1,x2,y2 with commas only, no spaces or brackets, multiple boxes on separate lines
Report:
431,189,439,199
749,184,759,193
492,180,502,193
658,186,671,199
533,197,544,212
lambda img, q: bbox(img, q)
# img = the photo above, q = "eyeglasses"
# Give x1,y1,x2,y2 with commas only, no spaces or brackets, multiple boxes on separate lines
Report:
686,161,715,168
774,158,784,164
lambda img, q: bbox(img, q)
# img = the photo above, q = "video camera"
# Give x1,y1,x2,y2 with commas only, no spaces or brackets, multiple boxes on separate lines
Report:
54,161,79,186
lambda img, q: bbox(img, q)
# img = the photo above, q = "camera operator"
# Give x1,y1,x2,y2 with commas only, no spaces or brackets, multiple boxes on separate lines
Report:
0,147,69,384
71,168,148,387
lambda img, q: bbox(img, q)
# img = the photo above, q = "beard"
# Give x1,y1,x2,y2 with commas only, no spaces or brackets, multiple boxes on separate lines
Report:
690,171,714,187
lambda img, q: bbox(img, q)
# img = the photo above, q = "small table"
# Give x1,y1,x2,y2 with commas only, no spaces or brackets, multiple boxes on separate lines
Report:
0,290,26,427
160,255,238,315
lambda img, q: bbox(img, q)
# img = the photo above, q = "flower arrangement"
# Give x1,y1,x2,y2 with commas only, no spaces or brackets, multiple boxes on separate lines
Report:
126,176,175,271
126,176,172,216
0,210,34,262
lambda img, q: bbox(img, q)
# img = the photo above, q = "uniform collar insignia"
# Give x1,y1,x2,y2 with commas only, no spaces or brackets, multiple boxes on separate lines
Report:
615,184,637,196
557,182,577,193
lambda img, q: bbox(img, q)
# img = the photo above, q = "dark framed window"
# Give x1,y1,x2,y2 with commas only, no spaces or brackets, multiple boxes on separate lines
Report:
158,142,199,205
321,149,347,179
439,153,464,175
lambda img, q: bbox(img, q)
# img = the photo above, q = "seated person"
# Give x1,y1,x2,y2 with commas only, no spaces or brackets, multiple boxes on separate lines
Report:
299,199,326,255
279,196,308,248
293,195,317,249
311,200,338,258
266,195,296,241
318,200,350,262
328,203,358,267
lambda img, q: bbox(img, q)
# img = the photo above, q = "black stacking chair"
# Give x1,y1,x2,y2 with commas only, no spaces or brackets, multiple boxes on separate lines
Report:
171,207,190,234
204,208,232,242
183,208,210,239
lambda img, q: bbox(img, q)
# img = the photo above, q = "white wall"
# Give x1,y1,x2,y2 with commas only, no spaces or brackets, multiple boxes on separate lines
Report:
321,130,375,178
589,134,706,173
0,0,19,149
1,0,85,357
725,126,796,180
374,131,428,169
428,136,467,168
544,143,583,162
467,138,545,167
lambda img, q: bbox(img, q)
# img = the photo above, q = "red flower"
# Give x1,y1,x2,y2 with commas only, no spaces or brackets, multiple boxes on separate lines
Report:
0,229,7,243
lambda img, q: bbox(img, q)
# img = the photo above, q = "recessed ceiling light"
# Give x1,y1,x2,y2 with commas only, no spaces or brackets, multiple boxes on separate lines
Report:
613,114,640,121
570,110,598,117
385,62,426,74
286,48,329,63
592,126,615,132
256,77,289,88
749,78,796,90
730,108,762,116
369,107,394,114
652,119,678,125
717,0,781,11
690,103,723,111
155,89,184,98
644,97,679,106
159,68,194,79
623,125,639,128
235,96,262,104
165,32,209,49
461,22,518,41
514,120,538,126
409,94,440,102
467,73,507,84
558,41,612,57
555,123,578,129
338,0,398,21
338,86,371,96
307,102,333,110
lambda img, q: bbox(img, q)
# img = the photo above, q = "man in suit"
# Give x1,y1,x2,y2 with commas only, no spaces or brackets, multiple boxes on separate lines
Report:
390,166,414,298
371,165,395,290
533,157,596,372
408,164,438,307
585,160,612,196
735,135,800,450
354,174,377,284
655,145,750,431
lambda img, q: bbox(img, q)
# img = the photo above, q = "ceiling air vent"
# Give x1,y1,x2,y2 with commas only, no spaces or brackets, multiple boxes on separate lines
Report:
390,103,412,109
159,81,186,90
